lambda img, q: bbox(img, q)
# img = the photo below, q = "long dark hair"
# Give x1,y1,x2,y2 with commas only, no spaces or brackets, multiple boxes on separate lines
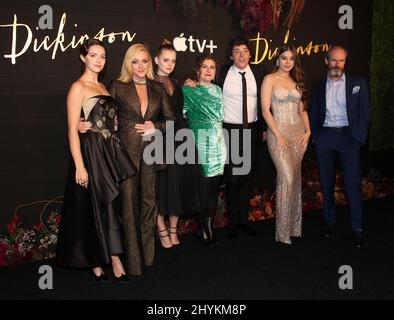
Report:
273,44,308,110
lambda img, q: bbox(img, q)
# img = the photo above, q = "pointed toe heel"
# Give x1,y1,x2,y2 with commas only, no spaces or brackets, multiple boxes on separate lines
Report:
114,274,129,283
94,273,109,283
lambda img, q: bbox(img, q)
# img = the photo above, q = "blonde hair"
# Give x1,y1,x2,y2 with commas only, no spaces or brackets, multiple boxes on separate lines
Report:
117,43,155,82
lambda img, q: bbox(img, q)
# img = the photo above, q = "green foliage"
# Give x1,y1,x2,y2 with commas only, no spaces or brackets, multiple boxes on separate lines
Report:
370,0,394,150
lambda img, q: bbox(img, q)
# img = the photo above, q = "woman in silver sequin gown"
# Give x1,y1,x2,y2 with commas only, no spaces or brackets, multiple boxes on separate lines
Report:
260,45,311,244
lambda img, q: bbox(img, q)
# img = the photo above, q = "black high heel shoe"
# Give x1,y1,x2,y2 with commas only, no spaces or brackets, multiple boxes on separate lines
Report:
93,271,109,283
112,263,129,283
157,229,173,249
168,226,180,247
113,273,129,283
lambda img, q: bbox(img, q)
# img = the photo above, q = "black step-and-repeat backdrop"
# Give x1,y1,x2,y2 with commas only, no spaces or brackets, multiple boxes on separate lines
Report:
0,0,372,227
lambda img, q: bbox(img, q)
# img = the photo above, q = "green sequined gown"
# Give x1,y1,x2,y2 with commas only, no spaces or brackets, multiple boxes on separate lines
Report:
182,84,226,177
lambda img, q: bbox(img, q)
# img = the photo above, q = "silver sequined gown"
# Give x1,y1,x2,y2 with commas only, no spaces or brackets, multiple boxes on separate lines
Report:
267,88,306,244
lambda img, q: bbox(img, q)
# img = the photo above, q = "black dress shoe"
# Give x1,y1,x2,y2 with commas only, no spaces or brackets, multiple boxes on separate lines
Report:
94,273,109,283
227,228,239,240
323,223,334,238
204,217,217,244
114,274,129,283
196,217,219,247
353,231,364,249
237,223,258,236
196,227,214,247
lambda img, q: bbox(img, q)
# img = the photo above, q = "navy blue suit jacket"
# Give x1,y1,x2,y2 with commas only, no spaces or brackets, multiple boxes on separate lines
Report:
309,75,371,145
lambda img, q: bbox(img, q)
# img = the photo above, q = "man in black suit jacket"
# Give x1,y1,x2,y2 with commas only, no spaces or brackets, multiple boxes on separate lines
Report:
309,45,371,248
217,36,268,240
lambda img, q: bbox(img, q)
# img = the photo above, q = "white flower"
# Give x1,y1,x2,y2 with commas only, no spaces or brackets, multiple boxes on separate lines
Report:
352,86,360,94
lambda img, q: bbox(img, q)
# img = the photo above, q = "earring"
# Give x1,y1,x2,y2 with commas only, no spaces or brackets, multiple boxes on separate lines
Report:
276,60,279,67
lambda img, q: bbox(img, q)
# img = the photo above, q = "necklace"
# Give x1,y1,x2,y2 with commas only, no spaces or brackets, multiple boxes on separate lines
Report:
133,79,146,85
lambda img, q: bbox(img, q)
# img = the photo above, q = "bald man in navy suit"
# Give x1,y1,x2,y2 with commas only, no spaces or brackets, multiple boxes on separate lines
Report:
310,46,371,249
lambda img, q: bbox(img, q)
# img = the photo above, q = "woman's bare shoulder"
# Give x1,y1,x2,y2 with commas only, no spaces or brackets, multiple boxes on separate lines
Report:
69,79,86,93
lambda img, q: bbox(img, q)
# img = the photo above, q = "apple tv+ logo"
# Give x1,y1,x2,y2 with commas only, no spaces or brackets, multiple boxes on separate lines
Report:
172,33,218,54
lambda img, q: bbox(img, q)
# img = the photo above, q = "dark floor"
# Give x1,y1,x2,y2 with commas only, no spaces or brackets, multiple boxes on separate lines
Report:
0,197,393,301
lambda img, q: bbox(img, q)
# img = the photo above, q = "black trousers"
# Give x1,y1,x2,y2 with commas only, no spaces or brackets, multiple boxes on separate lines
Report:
222,122,259,227
198,174,223,218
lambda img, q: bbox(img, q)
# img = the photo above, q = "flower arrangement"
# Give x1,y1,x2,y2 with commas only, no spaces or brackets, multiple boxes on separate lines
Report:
248,160,394,222
220,0,274,34
248,189,275,221
1,160,393,267
0,211,61,267
155,0,306,34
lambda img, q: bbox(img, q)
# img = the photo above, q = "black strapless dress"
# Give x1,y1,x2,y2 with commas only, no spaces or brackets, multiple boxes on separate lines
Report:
56,95,135,268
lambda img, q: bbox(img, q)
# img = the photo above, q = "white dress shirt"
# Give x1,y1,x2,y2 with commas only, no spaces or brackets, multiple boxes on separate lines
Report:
324,73,349,127
222,64,258,124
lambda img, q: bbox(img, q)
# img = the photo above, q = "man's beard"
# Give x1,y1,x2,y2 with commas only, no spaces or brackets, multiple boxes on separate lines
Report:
327,67,344,77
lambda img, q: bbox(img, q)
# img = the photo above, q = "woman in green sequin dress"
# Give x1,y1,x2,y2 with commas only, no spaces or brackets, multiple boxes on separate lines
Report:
182,54,226,246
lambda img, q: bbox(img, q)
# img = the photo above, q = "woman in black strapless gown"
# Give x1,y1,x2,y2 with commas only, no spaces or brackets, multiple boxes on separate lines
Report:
56,39,135,282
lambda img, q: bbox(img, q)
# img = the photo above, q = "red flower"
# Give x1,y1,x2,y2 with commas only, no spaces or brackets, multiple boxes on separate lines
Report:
178,222,187,235
249,198,258,207
33,224,44,231
252,209,263,220
265,206,273,216
263,201,273,208
6,215,21,236
240,0,273,34
6,224,15,235
189,220,200,233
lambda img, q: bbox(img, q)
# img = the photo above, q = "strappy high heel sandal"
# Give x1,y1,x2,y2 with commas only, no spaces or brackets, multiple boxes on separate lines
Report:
168,226,180,246
157,229,173,249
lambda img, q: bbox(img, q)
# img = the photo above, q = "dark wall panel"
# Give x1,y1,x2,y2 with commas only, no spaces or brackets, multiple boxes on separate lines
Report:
0,0,372,226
